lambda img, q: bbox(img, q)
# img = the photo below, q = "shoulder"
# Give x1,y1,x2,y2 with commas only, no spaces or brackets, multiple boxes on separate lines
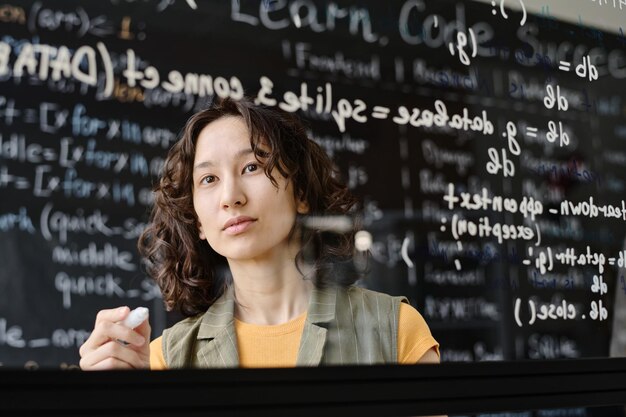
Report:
161,313,205,364
149,336,167,370
162,313,204,340
398,302,429,332
339,287,429,329
338,285,408,314
329,286,408,336
397,302,440,363
341,285,408,303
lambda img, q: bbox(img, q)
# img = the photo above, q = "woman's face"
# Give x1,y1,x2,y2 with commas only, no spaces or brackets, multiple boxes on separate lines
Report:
192,116,308,263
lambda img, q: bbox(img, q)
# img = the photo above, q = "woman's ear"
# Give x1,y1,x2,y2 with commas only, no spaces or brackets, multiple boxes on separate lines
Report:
296,198,309,214
198,224,206,240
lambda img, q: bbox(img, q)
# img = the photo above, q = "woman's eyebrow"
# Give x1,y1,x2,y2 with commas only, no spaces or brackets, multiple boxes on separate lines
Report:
193,148,254,171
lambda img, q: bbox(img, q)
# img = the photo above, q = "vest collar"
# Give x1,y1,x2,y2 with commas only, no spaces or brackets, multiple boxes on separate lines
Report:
194,285,239,367
194,283,339,367
197,285,236,340
196,284,338,336
304,285,337,324
297,285,337,366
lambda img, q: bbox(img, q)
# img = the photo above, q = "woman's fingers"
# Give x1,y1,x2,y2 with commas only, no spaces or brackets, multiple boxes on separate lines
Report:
84,356,134,371
95,306,130,327
80,307,129,357
79,340,147,370
79,306,151,370
133,316,152,342
80,320,145,357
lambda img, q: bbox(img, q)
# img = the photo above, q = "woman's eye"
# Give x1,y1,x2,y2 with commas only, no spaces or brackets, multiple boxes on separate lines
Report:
200,175,216,184
243,163,258,173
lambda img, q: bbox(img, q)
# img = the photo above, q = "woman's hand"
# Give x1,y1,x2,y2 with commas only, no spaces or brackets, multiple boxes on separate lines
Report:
79,307,151,370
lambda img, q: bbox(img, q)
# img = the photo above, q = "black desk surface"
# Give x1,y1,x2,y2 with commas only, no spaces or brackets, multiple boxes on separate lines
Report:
2,358,626,417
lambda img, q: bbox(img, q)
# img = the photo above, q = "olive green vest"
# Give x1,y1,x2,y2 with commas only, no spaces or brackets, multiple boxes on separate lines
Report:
162,285,408,368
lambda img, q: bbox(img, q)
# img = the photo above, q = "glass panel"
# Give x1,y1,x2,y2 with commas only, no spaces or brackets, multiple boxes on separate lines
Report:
0,0,624,368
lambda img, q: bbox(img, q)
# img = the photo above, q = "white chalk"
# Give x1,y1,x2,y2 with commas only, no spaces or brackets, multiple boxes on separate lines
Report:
121,307,149,329
116,307,149,346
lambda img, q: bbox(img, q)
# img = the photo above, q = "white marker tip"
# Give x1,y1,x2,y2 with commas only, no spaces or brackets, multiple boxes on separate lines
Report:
121,307,149,329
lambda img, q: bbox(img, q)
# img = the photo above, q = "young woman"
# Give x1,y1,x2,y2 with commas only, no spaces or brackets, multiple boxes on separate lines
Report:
79,97,439,370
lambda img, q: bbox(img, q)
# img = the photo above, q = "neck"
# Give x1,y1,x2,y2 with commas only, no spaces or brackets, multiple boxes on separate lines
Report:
228,257,314,325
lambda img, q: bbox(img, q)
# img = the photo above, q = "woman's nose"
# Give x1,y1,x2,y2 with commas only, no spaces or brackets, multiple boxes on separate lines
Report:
220,177,247,209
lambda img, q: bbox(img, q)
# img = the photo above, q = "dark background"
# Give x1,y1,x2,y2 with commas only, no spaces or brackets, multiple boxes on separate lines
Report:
1,0,625,368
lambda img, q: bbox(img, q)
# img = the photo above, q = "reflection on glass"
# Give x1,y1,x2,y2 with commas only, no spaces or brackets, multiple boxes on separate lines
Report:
450,406,626,417
0,0,624,370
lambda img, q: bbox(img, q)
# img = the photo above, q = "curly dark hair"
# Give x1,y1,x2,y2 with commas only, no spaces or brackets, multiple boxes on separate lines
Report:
138,97,359,317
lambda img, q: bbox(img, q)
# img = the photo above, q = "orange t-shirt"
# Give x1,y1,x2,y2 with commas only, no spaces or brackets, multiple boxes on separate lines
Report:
149,302,438,369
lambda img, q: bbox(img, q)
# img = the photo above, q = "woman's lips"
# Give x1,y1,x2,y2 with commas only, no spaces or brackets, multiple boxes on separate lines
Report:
223,219,256,235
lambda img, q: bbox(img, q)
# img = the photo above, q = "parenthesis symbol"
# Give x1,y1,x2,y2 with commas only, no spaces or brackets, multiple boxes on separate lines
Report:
28,1,42,34
96,42,114,99
40,202,53,242
528,299,536,325
519,0,527,26
500,0,509,19
469,28,477,58
514,298,523,327
452,214,459,240
77,7,89,38
535,221,541,246
400,236,414,269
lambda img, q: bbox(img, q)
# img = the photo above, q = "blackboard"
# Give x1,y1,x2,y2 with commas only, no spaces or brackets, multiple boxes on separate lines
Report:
1,0,626,368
